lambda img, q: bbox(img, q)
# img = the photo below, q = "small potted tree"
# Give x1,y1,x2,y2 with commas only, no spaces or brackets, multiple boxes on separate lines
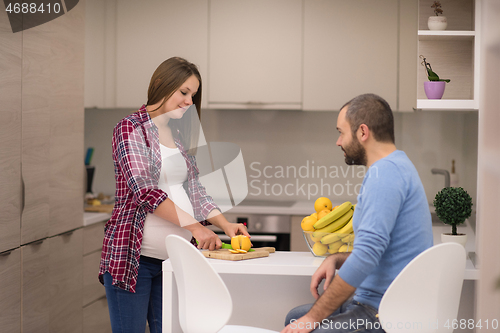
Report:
433,187,472,248
428,1,447,30
420,55,450,99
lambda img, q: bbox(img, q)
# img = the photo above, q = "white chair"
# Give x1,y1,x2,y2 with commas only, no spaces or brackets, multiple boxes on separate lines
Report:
378,242,467,333
165,235,279,333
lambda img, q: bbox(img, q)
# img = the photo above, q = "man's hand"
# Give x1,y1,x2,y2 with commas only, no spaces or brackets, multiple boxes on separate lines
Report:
310,253,350,299
281,314,318,333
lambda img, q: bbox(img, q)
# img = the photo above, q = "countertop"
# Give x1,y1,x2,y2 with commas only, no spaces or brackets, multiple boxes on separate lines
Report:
84,212,111,226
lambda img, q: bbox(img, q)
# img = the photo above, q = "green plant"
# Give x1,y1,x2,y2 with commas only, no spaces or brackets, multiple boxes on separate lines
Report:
420,55,450,83
431,1,443,16
433,187,472,235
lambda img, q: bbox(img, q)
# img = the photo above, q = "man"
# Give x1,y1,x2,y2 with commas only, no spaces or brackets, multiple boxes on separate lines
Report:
282,94,433,333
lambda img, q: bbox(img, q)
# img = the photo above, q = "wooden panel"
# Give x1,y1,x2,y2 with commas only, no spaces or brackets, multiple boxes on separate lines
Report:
83,251,105,306
48,0,85,236
0,248,21,332
303,0,399,111
48,229,83,333
21,13,51,245
83,297,112,333
0,6,22,252
83,221,105,255
21,240,50,333
290,216,310,252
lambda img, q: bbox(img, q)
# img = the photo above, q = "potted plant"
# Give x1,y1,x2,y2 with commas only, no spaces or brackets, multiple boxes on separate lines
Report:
420,55,450,99
433,187,473,248
428,1,447,30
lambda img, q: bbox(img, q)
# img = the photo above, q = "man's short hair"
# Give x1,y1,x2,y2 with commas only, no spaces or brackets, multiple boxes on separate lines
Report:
341,93,395,144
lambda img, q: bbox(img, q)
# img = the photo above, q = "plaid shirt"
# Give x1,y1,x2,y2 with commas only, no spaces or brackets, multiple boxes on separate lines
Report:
99,105,218,293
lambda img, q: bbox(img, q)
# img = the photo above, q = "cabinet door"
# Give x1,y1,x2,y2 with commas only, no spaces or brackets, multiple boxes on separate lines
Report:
48,229,83,333
0,249,21,333
22,240,50,333
83,297,112,333
303,0,400,111
115,0,209,109
83,251,106,307
208,0,302,109
0,8,22,253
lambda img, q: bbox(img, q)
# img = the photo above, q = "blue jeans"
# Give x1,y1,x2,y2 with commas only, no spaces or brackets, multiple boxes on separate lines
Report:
285,298,385,333
103,259,163,333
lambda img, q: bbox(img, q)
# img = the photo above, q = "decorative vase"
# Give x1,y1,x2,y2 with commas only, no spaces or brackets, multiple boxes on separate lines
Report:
441,233,467,248
428,16,448,30
424,81,446,99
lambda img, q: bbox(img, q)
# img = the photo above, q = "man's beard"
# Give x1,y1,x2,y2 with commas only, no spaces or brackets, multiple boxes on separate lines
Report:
342,136,367,166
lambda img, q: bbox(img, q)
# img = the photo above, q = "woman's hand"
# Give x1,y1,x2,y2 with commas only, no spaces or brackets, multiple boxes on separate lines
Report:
184,223,221,251
222,222,251,239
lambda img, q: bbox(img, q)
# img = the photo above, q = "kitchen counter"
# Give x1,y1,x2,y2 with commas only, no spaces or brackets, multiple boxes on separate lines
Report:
83,212,111,226
162,251,478,332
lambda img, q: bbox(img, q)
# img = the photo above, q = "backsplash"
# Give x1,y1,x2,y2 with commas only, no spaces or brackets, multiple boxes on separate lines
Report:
84,108,478,206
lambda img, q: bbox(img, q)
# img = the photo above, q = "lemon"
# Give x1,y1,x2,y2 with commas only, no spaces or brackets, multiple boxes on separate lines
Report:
314,197,332,213
312,242,328,256
301,215,317,231
311,212,318,219
231,235,252,251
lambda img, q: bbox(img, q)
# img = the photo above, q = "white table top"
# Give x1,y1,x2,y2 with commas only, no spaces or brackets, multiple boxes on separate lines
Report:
162,250,478,280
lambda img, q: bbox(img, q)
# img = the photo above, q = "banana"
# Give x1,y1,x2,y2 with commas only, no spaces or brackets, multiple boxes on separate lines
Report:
327,240,344,254
320,216,353,244
313,209,353,240
338,244,351,253
313,201,352,229
341,233,355,244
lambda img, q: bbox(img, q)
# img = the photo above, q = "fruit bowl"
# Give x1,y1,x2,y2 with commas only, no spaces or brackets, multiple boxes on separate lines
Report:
303,231,354,257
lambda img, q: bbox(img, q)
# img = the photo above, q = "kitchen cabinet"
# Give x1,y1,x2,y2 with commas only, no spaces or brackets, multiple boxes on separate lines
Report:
0,249,21,332
416,0,479,110
291,215,310,252
208,0,302,110
303,0,418,112
0,14,22,253
113,0,209,109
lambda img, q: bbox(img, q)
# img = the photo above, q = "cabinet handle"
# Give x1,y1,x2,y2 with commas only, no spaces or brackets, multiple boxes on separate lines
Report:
31,239,44,246
0,250,13,256
60,230,74,237
21,175,25,214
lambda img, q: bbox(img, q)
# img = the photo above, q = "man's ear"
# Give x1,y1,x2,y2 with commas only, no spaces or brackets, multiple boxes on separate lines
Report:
358,124,370,142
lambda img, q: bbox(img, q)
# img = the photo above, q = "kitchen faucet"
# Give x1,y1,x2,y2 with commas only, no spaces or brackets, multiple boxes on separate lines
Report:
431,168,450,188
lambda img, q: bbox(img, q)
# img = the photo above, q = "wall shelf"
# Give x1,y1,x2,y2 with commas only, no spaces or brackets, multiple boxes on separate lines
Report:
416,99,478,110
418,30,475,40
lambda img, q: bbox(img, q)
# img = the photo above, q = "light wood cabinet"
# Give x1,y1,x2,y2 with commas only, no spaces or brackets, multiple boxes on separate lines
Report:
83,297,112,333
0,10,22,253
0,249,21,333
208,0,302,109
303,0,417,112
291,215,310,252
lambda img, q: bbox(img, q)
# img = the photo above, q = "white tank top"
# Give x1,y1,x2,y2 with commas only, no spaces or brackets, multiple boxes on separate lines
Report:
140,144,194,260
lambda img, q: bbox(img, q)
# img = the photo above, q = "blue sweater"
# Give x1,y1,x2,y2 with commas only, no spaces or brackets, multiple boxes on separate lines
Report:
338,150,433,309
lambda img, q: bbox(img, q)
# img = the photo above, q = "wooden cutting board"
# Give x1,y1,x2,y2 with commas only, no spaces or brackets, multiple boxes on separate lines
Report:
84,204,114,213
203,247,275,261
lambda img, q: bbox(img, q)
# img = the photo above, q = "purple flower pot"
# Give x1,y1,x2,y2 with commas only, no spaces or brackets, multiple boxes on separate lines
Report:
424,81,446,99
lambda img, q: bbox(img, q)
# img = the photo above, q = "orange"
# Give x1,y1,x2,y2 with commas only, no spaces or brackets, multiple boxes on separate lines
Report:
317,209,331,220
301,215,317,231
314,197,332,213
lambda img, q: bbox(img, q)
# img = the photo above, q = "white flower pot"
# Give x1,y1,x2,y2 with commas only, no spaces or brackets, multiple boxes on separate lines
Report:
441,233,467,248
428,16,448,30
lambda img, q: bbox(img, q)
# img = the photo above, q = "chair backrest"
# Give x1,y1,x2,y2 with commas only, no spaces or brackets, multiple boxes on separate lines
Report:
165,235,233,333
378,242,466,333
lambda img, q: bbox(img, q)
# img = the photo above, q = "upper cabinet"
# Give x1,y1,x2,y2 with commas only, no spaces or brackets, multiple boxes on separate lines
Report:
207,0,302,110
85,0,209,110
85,0,421,111
416,0,480,110
303,0,417,112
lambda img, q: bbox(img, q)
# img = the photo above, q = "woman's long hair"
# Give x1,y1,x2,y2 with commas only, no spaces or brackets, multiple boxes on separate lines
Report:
146,57,202,155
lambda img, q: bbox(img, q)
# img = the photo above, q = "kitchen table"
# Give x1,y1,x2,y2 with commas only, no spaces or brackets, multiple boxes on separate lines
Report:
162,251,478,332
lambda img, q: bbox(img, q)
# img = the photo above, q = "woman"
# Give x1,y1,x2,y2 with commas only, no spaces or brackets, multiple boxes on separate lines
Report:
99,57,249,333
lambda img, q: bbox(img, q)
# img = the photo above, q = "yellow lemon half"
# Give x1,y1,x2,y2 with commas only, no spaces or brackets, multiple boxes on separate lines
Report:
314,197,332,213
231,235,252,251
301,215,317,231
